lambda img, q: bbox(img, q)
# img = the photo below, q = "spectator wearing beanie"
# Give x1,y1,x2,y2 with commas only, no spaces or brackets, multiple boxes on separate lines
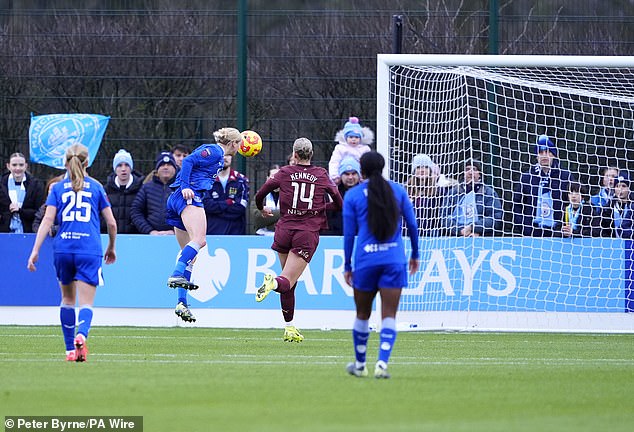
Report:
102,149,144,233
322,156,361,236
131,151,177,235
512,134,575,237
328,116,373,184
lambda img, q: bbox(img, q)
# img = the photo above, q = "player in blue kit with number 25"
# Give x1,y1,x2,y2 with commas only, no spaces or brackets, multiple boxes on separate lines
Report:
343,151,420,379
27,143,117,362
165,127,243,322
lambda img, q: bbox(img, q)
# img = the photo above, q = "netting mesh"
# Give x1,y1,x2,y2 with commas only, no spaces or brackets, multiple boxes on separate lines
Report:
383,61,634,327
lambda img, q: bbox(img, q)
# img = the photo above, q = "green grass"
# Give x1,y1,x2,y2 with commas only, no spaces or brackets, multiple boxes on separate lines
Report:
0,326,632,432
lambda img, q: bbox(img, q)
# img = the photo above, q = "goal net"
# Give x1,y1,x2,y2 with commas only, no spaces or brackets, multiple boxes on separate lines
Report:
376,55,634,332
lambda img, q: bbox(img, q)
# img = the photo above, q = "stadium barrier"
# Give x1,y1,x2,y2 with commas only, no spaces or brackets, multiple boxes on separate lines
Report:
0,234,632,332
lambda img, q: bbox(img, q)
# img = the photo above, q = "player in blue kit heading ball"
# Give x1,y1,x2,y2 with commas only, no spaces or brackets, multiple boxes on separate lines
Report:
165,127,243,322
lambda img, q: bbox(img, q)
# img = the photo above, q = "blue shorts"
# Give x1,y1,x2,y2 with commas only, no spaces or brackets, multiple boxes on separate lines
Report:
353,264,408,292
54,253,103,287
165,188,205,231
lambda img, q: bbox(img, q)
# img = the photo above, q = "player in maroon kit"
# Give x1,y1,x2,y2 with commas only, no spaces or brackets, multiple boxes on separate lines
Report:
254,137,343,342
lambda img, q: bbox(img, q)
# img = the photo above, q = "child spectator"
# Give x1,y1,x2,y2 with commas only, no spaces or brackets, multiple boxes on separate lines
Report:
328,116,373,184
560,182,598,238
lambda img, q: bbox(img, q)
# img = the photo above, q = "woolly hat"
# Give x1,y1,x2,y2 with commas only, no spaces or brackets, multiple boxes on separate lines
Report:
615,171,630,187
343,117,363,139
411,153,440,175
338,156,361,177
112,149,133,171
536,135,558,157
155,151,177,171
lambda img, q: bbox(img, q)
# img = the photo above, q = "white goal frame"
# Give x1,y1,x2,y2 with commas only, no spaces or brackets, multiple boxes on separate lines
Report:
376,54,634,333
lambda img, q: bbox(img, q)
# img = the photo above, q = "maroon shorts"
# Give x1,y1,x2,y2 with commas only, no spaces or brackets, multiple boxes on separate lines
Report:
272,227,320,263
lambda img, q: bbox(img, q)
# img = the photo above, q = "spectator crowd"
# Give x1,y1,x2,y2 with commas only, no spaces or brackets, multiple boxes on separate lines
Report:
2,121,633,239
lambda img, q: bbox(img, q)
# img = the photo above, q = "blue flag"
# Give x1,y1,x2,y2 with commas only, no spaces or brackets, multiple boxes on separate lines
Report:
29,113,110,169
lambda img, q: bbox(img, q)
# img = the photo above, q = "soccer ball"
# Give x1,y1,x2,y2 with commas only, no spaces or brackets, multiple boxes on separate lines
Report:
239,130,263,157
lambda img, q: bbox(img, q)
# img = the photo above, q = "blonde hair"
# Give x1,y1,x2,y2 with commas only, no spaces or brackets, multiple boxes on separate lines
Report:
213,127,242,146
65,143,89,192
293,137,313,161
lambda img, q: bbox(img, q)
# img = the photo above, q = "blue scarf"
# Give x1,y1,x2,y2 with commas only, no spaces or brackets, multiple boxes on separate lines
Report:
8,174,26,233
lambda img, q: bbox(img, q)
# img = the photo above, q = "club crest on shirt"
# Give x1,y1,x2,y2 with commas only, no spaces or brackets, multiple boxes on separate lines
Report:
201,149,210,158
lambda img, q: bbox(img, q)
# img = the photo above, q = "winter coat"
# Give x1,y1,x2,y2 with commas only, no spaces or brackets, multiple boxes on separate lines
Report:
512,163,575,236
328,126,374,181
0,172,45,233
443,182,504,236
203,169,249,235
596,199,634,238
557,203,600,238
130,174,176,233
102,171,144,233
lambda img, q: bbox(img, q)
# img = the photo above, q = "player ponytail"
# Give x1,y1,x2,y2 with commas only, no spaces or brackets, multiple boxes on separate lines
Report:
360,151,398,242
213,127,242,146
65,143,89,192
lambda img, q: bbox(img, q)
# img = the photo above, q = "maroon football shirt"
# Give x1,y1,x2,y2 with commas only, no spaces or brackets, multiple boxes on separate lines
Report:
255,163,342,232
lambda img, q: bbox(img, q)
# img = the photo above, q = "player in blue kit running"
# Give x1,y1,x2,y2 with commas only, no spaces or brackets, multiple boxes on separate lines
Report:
342,151,420,379
27,143,117,362
165,127,243,322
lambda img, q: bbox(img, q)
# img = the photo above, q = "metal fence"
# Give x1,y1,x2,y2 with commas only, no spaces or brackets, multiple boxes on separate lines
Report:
2,0,634,191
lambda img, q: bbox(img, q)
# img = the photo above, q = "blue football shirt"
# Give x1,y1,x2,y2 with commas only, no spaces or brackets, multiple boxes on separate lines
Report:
47,176,111,256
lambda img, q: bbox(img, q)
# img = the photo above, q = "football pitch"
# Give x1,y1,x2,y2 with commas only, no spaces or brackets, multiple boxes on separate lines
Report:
0,326,632,432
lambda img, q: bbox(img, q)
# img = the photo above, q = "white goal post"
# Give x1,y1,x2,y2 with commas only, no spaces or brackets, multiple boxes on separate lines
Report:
376,54,634,332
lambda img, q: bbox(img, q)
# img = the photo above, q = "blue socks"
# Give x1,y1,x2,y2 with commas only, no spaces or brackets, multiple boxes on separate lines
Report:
378,317,397,365
352,318,370,367
178,264,193,305
172,242,200,277
60,305,76,351
77,306,93,338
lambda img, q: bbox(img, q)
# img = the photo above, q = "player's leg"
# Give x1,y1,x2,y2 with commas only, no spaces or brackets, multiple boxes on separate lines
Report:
59,282,77,361
275,253,306,342
173,228,196,322
54,253,78,361
74,279,97,362
168,205,206,290
373,287,401,378
346,266,378,377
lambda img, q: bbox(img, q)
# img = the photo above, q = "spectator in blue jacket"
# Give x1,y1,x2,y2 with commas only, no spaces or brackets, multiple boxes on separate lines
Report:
512,135,575,237
590,165,619,215
203,153,249,235
102,149,144,233
443,159,503,237
131,151,177,235
597,171,634,238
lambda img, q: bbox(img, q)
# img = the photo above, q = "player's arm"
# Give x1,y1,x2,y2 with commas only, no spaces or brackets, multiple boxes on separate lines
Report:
325,180,343,211
400,186,420,263
101,206,117,264
27,205,57,272
179,152,195,191
342,193,358,286
255,177,279,211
